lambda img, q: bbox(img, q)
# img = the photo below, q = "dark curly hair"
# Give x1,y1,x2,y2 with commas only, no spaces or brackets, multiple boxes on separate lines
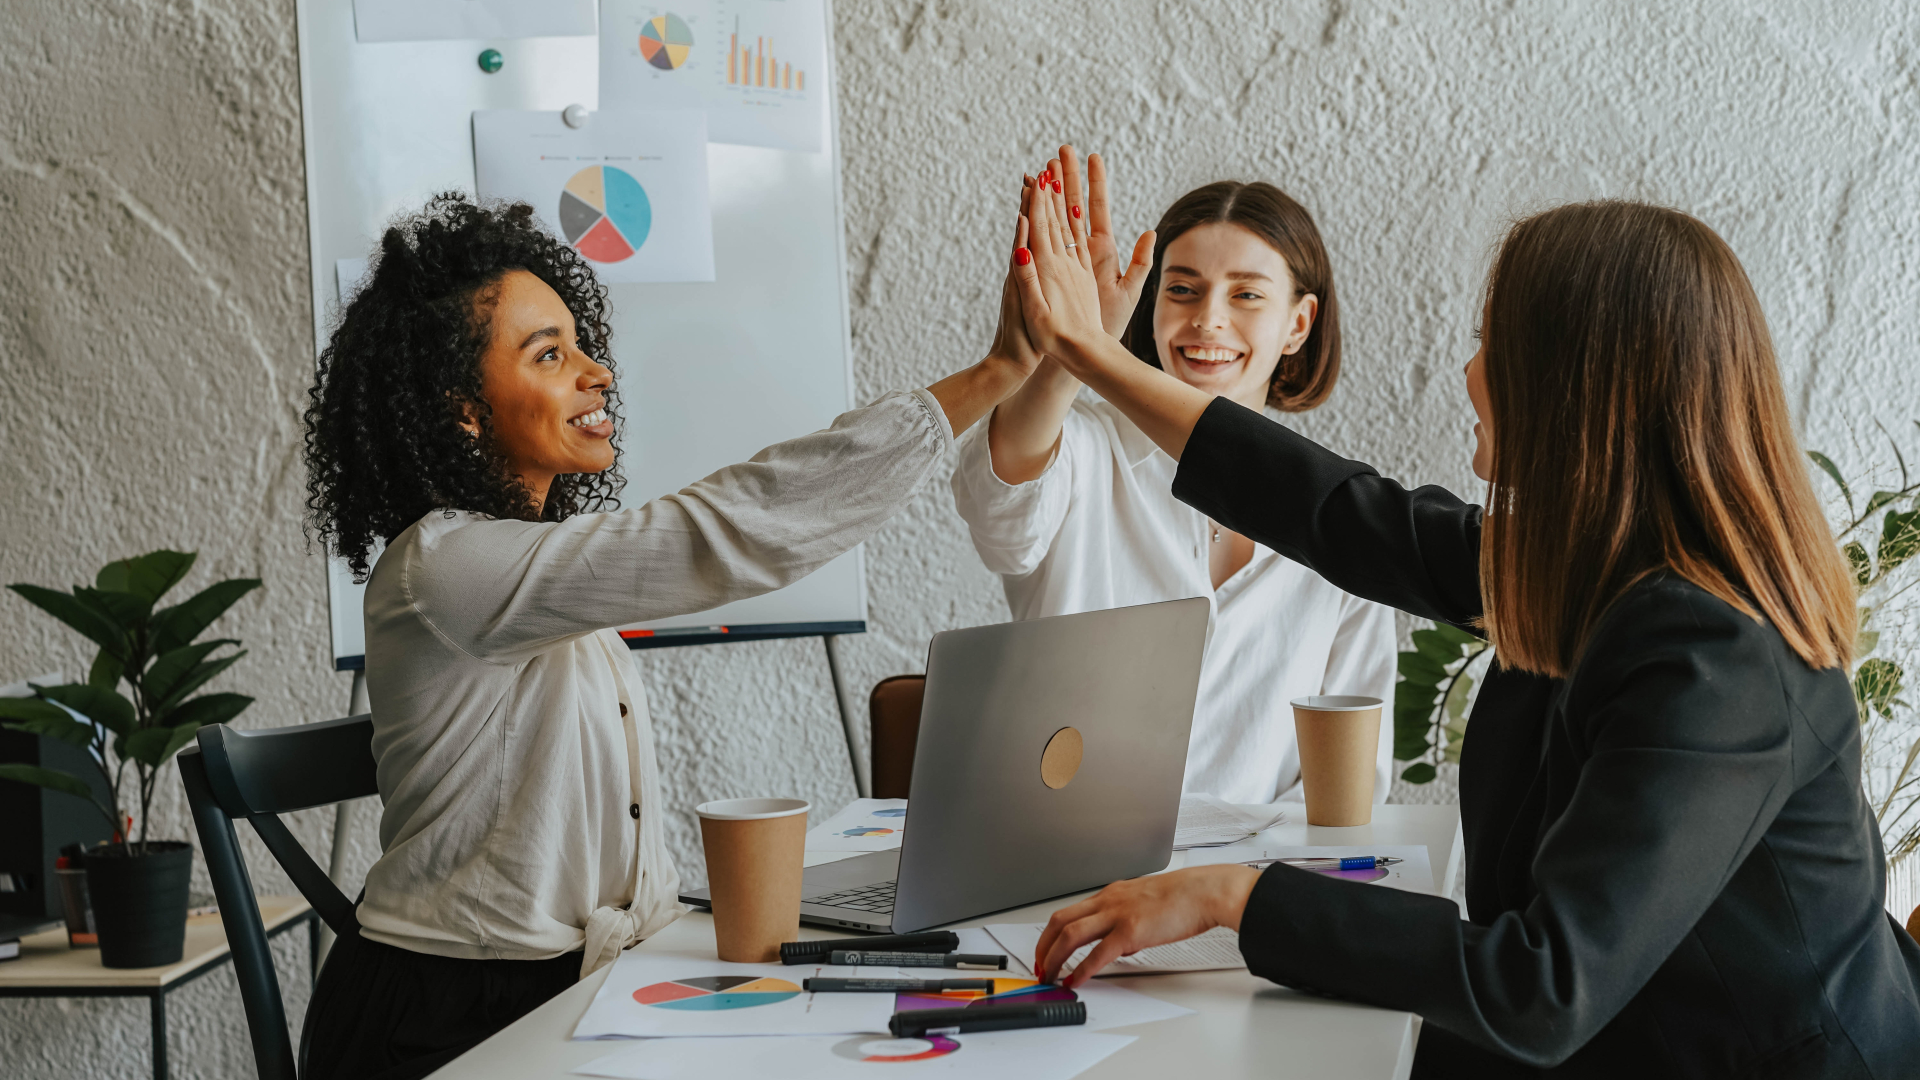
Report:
303,193,624,579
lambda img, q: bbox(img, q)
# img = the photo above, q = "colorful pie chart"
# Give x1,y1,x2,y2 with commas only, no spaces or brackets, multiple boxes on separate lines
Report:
633,975,800,1010
638,13,694,70
841,827,895,837
832,1035,961,1062
871,808,907,818
558,165,651,264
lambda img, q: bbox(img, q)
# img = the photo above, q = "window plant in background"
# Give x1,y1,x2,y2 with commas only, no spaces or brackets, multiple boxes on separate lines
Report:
0,550,259,967
1391,424,1920,931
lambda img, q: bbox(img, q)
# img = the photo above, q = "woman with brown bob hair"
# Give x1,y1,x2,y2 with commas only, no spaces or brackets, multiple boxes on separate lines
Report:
953,149,1395,807
1005,168,1920,1076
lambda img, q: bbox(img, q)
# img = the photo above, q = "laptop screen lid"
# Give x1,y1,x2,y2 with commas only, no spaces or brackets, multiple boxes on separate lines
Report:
889,597,1210,932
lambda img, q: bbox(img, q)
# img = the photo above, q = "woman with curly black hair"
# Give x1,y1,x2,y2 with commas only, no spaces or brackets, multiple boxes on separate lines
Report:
299,193,1040,1080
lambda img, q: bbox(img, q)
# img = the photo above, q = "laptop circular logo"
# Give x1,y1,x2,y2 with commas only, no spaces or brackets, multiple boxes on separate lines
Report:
1040,726,1083,789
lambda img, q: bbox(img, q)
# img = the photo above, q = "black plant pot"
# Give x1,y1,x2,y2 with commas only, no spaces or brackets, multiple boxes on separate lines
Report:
83,841,193,968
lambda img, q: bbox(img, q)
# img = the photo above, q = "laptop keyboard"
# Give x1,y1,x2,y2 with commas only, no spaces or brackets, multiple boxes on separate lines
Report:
808,879,896,914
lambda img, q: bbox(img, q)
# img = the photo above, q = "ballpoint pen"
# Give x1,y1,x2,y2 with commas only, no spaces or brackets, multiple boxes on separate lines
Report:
1246,855,1403,871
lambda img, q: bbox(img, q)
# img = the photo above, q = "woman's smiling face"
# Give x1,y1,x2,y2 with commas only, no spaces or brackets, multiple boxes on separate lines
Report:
464,269,616,509
1152,222,1318,410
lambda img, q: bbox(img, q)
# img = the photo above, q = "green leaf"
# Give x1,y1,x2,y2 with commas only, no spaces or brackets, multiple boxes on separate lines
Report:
72,586,151,626
1865,491,1903,517
87,649,123,691
1394,679,1441,711
0,699,97,747
33,684,135,737
151,652,246,717
1399,763,1437,784
1855,658,1904,721
1442,736,1466,764
1411,628,1464,666
123,723,204,768
1431,622,1483,646
156,692,252,730
148,578,259,654
142,640,238,706
1857,631,1880,657
1807,451,1853,512
0,763,98,802
1393,703,1436,761
5,584,127,658
95,550,196,605
1398,651,1448,685
1444,671,1476,721
1879,509,1920,575
1844,541,1872,588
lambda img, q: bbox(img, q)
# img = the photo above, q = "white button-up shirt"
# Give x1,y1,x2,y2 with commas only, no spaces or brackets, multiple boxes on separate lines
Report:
358,390,953,974
951,397,1396,805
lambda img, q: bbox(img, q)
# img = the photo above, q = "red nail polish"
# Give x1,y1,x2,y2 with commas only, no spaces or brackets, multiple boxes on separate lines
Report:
1054,181,1063,193
1070,205,1082,218
1015,247,1032,266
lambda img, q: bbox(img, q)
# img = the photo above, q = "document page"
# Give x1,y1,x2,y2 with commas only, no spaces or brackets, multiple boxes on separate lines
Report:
1173,794,1286,849
985,923,1247,978
805,798,909,851
1184,843,1435,895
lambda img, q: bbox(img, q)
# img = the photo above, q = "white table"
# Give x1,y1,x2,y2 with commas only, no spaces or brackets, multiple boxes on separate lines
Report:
431,804,1462,1080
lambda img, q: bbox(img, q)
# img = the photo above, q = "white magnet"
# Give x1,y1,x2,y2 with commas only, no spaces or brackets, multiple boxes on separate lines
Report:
562,104,590,130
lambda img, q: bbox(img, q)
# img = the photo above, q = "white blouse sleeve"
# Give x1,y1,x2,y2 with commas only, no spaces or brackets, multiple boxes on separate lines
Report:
403,389,953,664
949,407,1097,577
1321,592,1401,803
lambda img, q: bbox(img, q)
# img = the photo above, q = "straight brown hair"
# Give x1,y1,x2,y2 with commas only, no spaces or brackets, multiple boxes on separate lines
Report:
1480,200,1854,677
1122,181,1341,412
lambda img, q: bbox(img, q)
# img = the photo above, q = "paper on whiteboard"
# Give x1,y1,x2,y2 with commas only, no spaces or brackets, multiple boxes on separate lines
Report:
474,109,715,283
573,1028,1136,1080
806,798,908,851
600,0,827,152
353,0,596,42
985,923,1245,979
572,948,893,1038
1173,794,1285,849
1183,843,1435,895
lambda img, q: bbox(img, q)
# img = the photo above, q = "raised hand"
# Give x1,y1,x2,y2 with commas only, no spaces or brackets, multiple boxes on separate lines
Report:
986,204,1043,377
1010,155,1105,362
1033,863,1261,987
1056,147,1155,339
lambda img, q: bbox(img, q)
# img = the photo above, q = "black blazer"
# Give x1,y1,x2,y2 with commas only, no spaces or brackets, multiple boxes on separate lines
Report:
1173,398,1920,1078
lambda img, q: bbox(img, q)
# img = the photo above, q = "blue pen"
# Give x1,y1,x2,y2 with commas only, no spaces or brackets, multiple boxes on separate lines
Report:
1263,856,1403,871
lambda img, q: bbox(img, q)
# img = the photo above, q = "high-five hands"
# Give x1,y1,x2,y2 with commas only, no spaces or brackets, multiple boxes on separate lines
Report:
1055,147,1156,339
1010,153,1107,367
1033,863,1262,988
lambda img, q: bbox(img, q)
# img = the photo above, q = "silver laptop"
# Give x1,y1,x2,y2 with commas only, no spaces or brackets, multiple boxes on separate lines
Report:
679,597,1210,932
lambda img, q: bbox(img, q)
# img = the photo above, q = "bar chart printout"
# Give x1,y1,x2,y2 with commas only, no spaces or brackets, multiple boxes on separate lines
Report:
599,0,826,152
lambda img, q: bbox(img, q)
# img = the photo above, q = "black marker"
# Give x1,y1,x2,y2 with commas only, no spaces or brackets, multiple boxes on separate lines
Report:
830,950,1007,970
803,977,995,993
780,932,959,965
889,1001,1087,1038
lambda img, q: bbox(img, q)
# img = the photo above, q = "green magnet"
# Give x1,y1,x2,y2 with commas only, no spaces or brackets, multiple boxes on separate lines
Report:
478,49,504,74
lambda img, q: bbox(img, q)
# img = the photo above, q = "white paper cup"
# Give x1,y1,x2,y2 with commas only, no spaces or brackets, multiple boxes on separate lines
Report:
696,798,811,962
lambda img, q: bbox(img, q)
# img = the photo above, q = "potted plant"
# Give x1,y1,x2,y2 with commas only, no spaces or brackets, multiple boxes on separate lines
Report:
0,550,259,967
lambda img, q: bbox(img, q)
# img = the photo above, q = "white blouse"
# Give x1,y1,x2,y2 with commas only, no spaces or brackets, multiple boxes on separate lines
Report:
357,390,953,976
951,397,1397,805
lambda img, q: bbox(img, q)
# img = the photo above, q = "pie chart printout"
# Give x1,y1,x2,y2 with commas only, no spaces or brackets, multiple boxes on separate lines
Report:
840,827,894,837
638,13,694,70
633,975,801,1010
831,1035,962,1063
559,165,652,264
871,808,907,818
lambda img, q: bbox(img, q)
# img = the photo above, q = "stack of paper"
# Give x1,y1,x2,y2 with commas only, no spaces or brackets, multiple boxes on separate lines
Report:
985,924,1246,979
1173,794,1286,849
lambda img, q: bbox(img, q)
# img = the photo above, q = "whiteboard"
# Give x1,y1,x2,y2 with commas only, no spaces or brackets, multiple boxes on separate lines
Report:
297,0,863,670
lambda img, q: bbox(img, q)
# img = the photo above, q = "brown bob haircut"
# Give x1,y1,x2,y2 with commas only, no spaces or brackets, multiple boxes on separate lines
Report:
1122,181,1340,412
1480,200,1855,678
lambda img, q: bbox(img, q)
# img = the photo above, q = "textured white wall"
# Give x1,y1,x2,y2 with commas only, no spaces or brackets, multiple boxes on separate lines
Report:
2,1,1916,1076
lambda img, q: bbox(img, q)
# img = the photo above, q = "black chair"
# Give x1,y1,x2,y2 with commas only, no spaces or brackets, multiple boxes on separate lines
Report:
177,714,377,1080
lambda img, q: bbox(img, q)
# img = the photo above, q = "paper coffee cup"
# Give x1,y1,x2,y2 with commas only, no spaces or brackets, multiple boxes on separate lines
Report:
1290,695,1382,827
696,797,811,963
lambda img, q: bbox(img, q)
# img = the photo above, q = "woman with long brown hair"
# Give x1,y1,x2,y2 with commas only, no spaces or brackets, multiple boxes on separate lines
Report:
1007,164,1920,1075
952,149,1395,806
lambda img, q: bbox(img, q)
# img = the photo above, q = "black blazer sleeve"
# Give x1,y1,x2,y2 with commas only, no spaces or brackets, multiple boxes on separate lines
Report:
1172,397,1484,627
1235,582,1804,1066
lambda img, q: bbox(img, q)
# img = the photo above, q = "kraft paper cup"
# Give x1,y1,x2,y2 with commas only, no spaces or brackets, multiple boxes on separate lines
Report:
1291,695,1383,827
696,797,811,963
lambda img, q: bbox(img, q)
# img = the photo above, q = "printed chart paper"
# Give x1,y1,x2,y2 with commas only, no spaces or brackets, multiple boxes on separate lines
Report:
572,948,893,1038
573,1028,1136,1080
1173,794,1286,849
474,109,715,283
353,0,596,42
806,798,909,851
986,923,1246,978
1184,843,1435,895
884,974,1188,1034
600,0,827,151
